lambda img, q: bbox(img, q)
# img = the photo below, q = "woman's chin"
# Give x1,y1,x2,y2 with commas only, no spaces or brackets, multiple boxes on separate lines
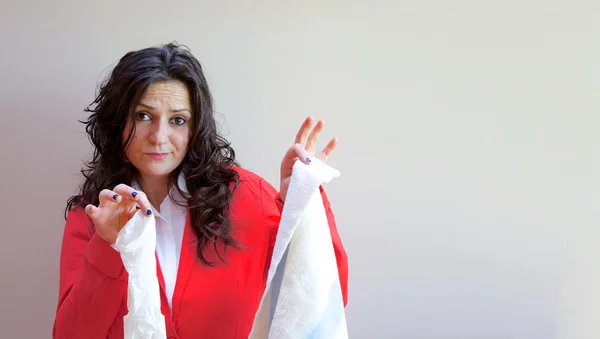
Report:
136,164,178,178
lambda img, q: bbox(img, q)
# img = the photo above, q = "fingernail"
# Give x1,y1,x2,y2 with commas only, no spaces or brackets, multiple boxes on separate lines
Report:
113,194,119,200
146,209,152,215
136,206,140,210
132,192,138,198
306,157,311,163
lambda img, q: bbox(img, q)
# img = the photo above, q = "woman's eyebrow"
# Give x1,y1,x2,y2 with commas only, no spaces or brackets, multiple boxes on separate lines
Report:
136,102,190,113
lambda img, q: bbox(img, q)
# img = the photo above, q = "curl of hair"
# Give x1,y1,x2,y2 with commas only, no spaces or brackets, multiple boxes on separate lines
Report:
65,42,240,266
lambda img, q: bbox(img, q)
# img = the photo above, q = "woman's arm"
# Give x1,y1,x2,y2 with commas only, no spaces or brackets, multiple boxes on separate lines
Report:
53,206,127,339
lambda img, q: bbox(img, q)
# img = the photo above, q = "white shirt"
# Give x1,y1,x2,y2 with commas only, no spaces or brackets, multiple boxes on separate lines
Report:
113,173,188,309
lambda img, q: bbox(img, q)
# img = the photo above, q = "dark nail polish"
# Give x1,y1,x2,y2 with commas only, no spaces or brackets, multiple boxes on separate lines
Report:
132,192,138,198
146,209,152,215
306,157,311,163
113,194,119,200
136,206,140,209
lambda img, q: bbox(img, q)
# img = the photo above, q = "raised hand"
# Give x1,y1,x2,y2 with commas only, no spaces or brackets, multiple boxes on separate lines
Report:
279,116,338,202
84,184,153,245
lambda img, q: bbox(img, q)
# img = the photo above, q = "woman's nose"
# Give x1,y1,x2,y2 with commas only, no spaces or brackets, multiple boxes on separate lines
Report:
148,120,169,145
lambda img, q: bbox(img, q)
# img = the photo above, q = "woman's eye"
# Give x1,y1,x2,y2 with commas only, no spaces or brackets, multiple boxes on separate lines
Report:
136,112,151,120
172,117,186,125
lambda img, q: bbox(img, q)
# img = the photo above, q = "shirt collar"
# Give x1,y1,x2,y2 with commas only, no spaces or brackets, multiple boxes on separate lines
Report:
176,171,188,194
130,171,188,203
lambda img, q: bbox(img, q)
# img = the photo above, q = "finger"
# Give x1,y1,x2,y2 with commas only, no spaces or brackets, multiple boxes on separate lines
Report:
317,137,338,162
98,189,121,206
113,184,153,216
125,205,141,220
85,204,99,220
294,116,314,145
112,184,138,204
282,143,312,165
305,120,324,153
293,143,312,164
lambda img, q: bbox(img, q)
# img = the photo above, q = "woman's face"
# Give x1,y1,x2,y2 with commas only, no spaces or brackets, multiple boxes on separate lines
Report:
123,80,192,181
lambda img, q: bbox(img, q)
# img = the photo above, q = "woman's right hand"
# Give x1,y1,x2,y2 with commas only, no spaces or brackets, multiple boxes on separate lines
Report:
84,184,154,245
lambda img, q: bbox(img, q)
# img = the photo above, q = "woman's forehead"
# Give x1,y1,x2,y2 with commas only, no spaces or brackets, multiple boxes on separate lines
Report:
137,81,192,111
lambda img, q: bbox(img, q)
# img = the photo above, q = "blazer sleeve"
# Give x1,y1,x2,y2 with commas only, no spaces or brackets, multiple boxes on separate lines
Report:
259,179,349,307
53,206,127,339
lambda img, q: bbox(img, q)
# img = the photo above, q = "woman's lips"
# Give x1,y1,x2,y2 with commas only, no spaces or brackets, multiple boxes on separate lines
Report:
145,153,169,160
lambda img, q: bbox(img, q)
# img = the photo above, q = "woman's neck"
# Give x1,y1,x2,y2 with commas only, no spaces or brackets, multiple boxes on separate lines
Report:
137,175,171,213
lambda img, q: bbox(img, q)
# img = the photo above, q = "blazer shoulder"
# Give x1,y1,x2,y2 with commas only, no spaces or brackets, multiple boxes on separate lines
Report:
62,205,94,241
231,166,276,197
232,166,267,184
228,166,282,222
65,205,91,225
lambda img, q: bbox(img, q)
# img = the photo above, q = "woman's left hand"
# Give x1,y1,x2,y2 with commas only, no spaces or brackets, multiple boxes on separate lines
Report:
279,116,338,203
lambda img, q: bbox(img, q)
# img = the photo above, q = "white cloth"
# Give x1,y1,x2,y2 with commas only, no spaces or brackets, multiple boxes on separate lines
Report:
248,158,348,339
110,174,187,339
112,174,188,309
113,210,167,339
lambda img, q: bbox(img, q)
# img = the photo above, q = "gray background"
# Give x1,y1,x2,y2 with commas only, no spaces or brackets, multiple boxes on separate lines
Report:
0,0,598,338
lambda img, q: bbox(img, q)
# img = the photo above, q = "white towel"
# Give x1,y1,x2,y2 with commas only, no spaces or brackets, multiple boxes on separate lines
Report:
248,158,348,339
113,210,167,339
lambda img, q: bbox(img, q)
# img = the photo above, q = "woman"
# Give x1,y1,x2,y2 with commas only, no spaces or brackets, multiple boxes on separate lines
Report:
52,42,348,339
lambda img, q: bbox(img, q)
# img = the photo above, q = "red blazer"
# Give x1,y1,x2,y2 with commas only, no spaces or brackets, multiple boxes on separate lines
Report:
53,167,348,339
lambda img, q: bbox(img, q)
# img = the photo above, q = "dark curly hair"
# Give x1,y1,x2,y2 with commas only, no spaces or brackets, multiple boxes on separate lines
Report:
65,42,240,266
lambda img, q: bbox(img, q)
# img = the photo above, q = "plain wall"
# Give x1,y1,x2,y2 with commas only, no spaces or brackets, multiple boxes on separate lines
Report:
0,0,598,338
